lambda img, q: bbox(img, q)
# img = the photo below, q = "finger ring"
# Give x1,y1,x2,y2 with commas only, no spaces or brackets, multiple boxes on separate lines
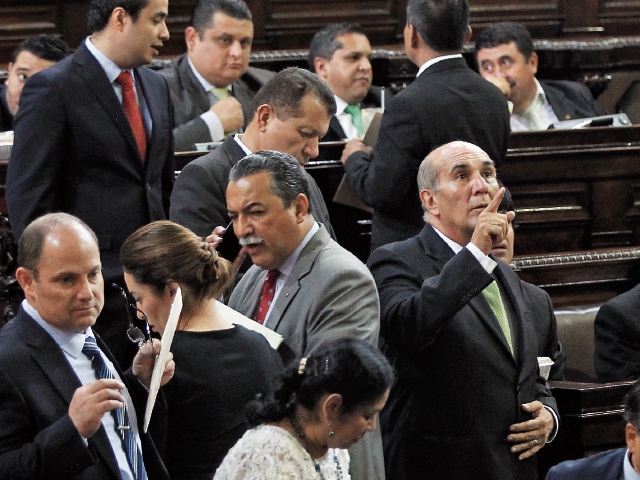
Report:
533,439,538,445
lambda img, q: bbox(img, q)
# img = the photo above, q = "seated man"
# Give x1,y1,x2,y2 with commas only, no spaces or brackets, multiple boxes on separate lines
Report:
221,151,383,480
369,141,558,480
161,0,274,151
1,34,70,132
594,282,640,383
0,213,173,479
309,22,386,141
170,67,336,266
545,378,640,479
475,22,607,131
492,185,566,381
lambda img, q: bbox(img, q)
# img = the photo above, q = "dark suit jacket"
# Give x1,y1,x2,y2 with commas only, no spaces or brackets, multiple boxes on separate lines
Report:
520,280,566,381
6,41,175,283
0,308,169,480
542,79,608,122
594,282,640,382
169,134,336,262
368,224,558,480
160,54,275,151
545,447,625,480
0,85,13,131
344,57,511,251
321,86,391,142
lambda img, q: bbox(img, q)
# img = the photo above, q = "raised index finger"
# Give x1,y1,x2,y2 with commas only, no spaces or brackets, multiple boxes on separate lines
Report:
485,187,505,214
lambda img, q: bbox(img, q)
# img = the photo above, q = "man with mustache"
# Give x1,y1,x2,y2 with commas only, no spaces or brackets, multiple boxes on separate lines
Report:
309,23,386,142
368,141,558,480
161,0,274,151
170,67,335,267
476,22,607,131
7,0,175,369
221,151,383,480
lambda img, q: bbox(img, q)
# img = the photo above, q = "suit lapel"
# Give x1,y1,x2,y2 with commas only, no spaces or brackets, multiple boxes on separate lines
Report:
73,43,144,170
17,311,123,479
179,56,211,113
542,81,574,121
268,227,329,332
421,225,517,363
328,116,347,140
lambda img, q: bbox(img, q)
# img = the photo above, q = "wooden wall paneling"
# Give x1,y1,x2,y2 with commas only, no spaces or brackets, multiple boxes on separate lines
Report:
469,0,564,39
0,5,60,62
599,0,640,36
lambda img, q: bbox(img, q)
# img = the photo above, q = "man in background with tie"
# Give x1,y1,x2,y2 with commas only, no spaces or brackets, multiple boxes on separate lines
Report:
308,23,385,142
161,0,274,151
216,150,383,480
475,21,607,131
368,141,558,480
0,213,174,479
6,0,175,369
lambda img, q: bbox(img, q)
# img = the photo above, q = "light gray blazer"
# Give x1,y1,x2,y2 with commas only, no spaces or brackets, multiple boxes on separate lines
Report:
228,224,385,480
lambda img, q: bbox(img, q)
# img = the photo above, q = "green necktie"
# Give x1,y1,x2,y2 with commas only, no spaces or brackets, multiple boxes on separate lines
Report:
210,87,230,102
482,280,513,355
344,104,365,137
522,94,547,130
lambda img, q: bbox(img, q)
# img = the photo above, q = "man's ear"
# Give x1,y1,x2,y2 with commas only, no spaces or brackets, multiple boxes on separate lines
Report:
110,7,128,32
408,24,421,50
185,26,199,52
295,193,309,222
15,267,36,298
420,189,439,216
314,57,329,81
529,51,539,76
256,104,273,132
464,26,472,44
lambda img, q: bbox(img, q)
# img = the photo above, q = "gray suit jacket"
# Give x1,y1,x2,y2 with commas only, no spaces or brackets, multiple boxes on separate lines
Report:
228,224,384,480
160,54,274,151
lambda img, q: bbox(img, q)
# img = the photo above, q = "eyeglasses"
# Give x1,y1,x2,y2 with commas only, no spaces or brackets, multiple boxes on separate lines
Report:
112,283,152,347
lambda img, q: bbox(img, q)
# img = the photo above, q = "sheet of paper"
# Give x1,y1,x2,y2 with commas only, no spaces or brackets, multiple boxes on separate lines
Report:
215,300,283,350
144,288,182,432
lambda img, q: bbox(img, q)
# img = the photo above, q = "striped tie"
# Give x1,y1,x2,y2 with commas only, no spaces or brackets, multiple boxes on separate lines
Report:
82,337,147,480
482,281,513,355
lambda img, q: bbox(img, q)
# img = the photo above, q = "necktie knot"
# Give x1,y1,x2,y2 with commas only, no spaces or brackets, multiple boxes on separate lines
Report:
211,87,230,101
344,104,364,137
116,71,135,91
82,336,101,361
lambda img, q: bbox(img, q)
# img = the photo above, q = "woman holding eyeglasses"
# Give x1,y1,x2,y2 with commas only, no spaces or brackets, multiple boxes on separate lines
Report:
120,220,283,480
214,338,394,480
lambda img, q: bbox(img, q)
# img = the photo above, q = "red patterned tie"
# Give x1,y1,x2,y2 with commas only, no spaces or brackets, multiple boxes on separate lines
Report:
254,270,280,325
116,71,147,162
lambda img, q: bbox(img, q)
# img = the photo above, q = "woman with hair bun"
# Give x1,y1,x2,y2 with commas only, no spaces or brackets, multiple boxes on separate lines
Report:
214,338,394,480
121,220,283,480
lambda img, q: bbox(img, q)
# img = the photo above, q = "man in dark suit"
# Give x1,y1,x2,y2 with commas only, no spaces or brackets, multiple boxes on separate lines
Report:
492,186,566,381
6,0,175,368
0,34,71,132
545,379,640,479
369,141,558,480
170,67,336,266
309,23,386,142
341,0,510,252
160,0,274,151
476,22,608,131
594,283,640,383
0,213,174,479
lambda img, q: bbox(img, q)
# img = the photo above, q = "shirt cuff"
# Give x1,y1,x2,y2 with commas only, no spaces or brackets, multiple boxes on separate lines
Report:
465,243,497,274
543,405,559,443
200,110,225,142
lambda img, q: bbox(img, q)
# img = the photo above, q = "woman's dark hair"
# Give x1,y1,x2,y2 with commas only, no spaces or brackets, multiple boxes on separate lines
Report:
247,338,395,426
121,221,233,320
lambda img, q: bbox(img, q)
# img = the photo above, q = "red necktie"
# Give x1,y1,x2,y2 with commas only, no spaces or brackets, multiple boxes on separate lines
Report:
254,270,280,325
116,71,147,162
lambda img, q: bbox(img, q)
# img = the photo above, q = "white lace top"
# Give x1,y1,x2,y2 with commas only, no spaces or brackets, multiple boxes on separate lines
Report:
213,424,351,480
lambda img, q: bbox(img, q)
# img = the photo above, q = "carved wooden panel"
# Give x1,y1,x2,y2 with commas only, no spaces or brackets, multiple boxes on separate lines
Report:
599,0,640,36
470,0,564,38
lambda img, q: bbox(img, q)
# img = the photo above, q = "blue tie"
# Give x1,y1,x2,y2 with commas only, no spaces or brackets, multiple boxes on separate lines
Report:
82,337,147,480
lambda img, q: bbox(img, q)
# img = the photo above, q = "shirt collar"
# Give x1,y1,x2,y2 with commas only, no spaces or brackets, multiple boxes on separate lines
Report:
624,449,640,480
22,299,93,359
334,95,350,115
233,134,252,155
416,54,463,77
277,222,319,278
85,37,132,85
188,56,231,95
431,225,464,254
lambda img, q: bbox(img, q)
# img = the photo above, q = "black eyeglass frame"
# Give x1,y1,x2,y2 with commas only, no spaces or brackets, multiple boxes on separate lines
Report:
112,283,152,347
